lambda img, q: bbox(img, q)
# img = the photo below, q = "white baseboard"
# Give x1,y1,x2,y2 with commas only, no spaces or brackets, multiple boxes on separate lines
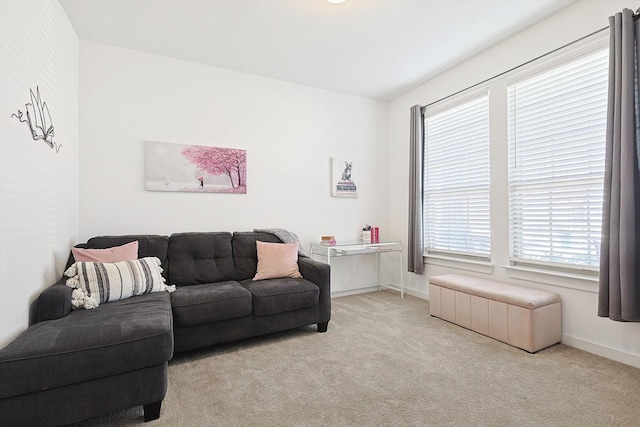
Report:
562,335,640,369
331,286,430,300
331,286,382,298
404,287,429,300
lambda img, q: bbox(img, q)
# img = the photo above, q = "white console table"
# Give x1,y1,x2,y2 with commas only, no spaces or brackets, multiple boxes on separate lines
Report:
309,241,404,298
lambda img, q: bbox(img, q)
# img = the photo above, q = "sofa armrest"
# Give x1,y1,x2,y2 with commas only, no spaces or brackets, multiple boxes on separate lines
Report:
35,279,73,323
298,256,331,323
298,256,330,291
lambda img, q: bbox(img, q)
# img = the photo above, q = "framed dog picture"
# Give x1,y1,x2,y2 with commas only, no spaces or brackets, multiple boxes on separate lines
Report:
331,157,358,198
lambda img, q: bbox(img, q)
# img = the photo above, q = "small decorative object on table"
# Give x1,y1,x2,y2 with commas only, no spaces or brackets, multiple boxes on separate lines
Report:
371,226,379,243
321,235,336,245
360,225,372,243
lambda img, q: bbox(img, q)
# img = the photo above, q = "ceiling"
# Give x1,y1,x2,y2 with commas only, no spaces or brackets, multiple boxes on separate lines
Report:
60,0,578,101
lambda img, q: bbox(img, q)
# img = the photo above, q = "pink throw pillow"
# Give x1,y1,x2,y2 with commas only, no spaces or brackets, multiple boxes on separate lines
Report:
72,241,139,263
253,241,302,281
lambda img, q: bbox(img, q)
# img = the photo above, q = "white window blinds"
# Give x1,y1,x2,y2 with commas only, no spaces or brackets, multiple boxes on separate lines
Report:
507,49,608,270
423,95,491,258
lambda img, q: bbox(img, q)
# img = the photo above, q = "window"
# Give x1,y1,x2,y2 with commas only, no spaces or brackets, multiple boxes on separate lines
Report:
507,49,609,271
423,95,491,259
417,31,608,280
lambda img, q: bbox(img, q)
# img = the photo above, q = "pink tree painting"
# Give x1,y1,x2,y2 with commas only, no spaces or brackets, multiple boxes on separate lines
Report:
144,141,247,194
182,145,246,190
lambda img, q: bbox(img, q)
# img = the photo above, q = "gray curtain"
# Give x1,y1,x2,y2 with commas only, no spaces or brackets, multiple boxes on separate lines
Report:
408,105,424,274
598,9,640,322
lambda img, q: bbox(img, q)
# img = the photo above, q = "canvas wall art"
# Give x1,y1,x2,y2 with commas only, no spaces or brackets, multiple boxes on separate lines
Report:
145,141,246,193
331,157,358,197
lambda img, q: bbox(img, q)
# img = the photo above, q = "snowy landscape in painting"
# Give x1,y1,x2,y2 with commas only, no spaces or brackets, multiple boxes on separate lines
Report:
145,141,246,193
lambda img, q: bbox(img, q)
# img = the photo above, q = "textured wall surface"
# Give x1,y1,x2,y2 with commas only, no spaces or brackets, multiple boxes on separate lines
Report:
0,0,79,347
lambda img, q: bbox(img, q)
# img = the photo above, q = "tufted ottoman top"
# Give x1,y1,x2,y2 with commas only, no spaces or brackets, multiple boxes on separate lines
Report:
429,274,560,309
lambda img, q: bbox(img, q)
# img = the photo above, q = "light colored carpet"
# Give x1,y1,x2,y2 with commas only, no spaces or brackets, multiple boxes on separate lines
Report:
72,291,640,427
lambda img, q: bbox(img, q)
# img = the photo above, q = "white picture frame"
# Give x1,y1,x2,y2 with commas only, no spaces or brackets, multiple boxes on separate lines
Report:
331,157,358,198
145,140,247,194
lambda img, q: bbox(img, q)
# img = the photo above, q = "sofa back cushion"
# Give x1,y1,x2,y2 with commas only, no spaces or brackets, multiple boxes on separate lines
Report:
71,241,139,263
232,231,282,281
82,235,170,279
168,232,236,286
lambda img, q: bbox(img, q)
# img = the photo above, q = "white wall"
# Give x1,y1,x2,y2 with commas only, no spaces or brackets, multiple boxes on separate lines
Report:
0,0,79,348
388,0,640,367
78,41,389,260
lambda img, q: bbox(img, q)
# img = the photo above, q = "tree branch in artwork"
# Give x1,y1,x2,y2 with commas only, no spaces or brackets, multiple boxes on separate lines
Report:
181,145,247,189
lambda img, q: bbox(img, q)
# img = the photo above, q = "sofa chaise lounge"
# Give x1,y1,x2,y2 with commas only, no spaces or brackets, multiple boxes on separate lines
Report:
0,231,330,426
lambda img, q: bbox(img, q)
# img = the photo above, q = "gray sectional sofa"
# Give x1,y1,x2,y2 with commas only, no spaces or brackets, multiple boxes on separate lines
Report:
0,231,330,426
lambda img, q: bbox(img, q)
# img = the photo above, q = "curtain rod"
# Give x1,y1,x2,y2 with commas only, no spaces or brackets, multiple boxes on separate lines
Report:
422,8,640,110
421,25,609,110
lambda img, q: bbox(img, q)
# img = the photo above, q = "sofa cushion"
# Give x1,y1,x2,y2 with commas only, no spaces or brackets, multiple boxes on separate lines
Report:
71,240,139,262
241,278,320,316
64,257,168,309
232,231,283,281
169,232,237,285
0,292,173,399
171,281,252,327
254,241,302,281
82,235,170,280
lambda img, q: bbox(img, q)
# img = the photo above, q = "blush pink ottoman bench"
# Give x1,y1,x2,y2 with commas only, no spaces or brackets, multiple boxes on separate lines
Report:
429,274,561,353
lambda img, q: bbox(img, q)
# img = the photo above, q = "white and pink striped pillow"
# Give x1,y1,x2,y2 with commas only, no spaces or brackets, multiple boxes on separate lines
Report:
64,257,171,309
